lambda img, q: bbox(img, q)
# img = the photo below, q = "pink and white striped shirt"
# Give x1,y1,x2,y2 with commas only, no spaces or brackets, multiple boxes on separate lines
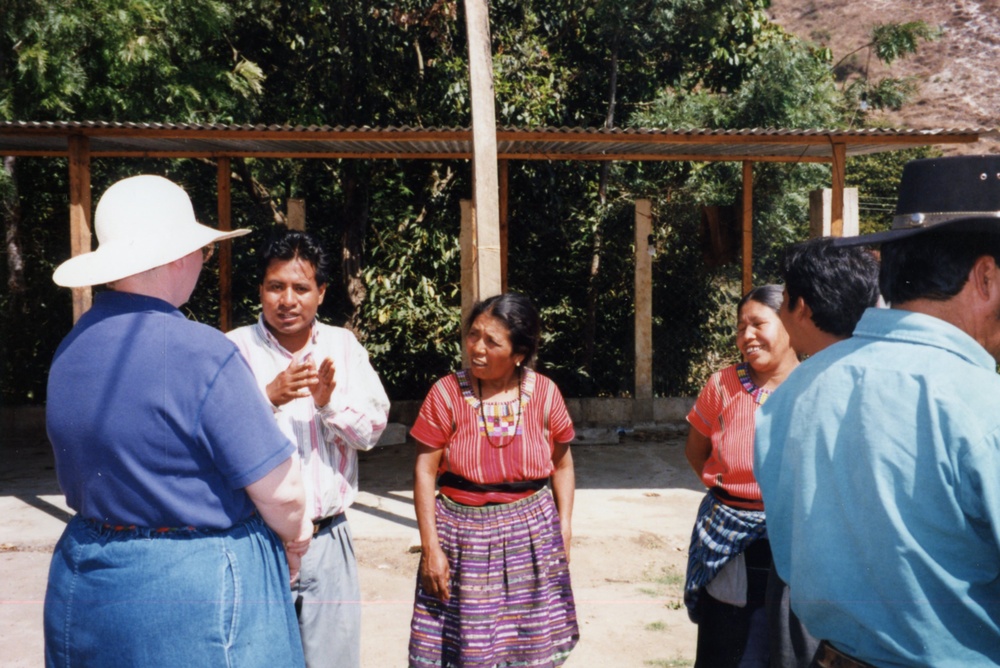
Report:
227,317,390,519
411,369,575,497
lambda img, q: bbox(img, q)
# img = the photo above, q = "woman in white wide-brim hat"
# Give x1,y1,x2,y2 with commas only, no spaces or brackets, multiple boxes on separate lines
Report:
44,174,313,667
53,173,248,288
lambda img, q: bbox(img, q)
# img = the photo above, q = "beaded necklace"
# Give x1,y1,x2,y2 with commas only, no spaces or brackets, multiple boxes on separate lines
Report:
736,362,772,406
477,368,522,448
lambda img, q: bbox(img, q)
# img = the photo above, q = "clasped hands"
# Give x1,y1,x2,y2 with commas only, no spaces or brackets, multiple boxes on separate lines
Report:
266,354,336,409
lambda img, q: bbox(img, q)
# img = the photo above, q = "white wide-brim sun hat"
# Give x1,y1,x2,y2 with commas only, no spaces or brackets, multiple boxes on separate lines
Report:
53,174,250,288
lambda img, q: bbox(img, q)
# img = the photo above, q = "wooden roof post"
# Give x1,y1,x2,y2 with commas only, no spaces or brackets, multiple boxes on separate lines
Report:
460,199,477,368
831,142,846,237
68,135,92,322
463,0,502,301
634,199,654,423
741,160,753,296
217,158,233,332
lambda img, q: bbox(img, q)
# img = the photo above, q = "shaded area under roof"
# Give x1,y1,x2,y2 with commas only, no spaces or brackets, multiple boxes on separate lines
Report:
0,121,992,163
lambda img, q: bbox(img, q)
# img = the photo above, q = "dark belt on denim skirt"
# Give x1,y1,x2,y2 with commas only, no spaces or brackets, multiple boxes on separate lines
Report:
812,641,877,668
312,513,344,536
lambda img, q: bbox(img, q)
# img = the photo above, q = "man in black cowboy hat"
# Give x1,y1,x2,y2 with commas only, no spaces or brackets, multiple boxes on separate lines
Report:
754,156,1000,668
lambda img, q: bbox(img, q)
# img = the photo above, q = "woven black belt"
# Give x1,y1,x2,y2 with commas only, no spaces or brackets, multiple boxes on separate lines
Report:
312,513,344,536
437,471,548,494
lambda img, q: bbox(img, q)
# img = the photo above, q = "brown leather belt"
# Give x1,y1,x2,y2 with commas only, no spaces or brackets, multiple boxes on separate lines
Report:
812,641,877,668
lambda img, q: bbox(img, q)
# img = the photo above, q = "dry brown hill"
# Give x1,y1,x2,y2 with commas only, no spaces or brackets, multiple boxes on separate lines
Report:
768,0,999,154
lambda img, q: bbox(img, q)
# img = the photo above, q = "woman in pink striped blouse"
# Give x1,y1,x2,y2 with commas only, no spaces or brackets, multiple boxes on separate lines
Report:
408,292,579,667
683,285,799,668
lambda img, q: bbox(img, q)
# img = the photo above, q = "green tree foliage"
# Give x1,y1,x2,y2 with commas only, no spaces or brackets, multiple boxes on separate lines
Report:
1,0,941,404
827,21,940,121
1,0,265,121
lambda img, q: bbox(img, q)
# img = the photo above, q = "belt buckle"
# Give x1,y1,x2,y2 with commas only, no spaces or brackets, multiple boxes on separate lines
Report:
312,514,334,536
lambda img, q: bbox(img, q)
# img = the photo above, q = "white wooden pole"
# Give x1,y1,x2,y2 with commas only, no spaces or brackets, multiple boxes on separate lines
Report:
463,0,502,300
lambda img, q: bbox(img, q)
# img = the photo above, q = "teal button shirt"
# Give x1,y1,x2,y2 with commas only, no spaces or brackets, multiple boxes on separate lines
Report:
755,307,1000,667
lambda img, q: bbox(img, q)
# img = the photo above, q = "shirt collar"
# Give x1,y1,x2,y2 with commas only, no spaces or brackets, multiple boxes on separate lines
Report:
253,314,320,357
853,306,997,371
93,290,179,316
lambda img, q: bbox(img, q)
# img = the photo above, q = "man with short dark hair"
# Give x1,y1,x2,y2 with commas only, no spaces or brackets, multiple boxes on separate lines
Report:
766,237,881,668
755,156,1000,667
227,227,390,668
778,237,880,357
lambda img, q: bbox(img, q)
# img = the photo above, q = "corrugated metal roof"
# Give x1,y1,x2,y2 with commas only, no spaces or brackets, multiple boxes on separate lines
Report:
0,121,992,162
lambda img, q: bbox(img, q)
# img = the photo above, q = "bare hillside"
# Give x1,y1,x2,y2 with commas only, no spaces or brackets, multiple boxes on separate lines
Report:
768,0,999,154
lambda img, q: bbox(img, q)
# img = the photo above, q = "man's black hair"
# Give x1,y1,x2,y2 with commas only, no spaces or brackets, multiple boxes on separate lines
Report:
880,224,1000,305
257,227,330,286
783,238,879,337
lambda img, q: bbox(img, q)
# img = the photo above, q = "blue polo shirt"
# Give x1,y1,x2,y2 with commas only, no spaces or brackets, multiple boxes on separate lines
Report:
46,291,295,529
755,307,1000,667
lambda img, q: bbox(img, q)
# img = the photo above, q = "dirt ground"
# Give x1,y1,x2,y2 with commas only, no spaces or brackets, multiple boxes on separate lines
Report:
0,429,703,667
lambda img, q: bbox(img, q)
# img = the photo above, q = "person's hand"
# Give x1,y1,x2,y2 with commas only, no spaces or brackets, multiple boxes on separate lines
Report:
311,357,336,408
288,551,302,586
285,516,313,586
266,356,319,407
419,545,451,603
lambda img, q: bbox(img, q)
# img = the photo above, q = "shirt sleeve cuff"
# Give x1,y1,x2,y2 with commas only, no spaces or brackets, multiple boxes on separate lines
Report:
315,395,349,416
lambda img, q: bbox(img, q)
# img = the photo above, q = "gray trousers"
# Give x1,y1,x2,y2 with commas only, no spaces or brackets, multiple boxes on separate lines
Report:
293,514,361,668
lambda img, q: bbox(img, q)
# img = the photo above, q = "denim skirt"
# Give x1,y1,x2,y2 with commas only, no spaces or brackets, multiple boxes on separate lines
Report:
44,513,304,667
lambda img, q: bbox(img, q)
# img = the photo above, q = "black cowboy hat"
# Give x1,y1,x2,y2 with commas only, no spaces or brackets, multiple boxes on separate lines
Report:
834,155,1000,247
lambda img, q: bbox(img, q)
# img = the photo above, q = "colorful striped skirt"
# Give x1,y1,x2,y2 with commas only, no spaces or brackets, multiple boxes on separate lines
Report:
408,488,579,667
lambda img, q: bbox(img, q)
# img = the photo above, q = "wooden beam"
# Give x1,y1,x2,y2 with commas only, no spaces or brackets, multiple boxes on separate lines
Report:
494,129,982,147
3,125,977,149
741,161,753,296
217,158,233,332
499,159,509,292
489,153,836,164
0,147,965,163
459,199,476,368
634,199,654,422
463,0,502,300
68,135,92,322
55,151,840,164
830,142,846,237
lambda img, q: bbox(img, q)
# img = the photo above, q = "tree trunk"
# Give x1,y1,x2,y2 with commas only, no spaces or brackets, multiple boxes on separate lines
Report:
232,158,285,226
341,163,371,333
3,156,26,309
582,31,620,379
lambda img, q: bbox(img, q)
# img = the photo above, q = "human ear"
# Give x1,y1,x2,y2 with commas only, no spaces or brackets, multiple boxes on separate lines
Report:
972,256,998,300
795,297,813,324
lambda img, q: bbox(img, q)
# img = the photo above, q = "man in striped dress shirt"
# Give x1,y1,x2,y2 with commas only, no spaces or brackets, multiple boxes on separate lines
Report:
227,228,390,668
